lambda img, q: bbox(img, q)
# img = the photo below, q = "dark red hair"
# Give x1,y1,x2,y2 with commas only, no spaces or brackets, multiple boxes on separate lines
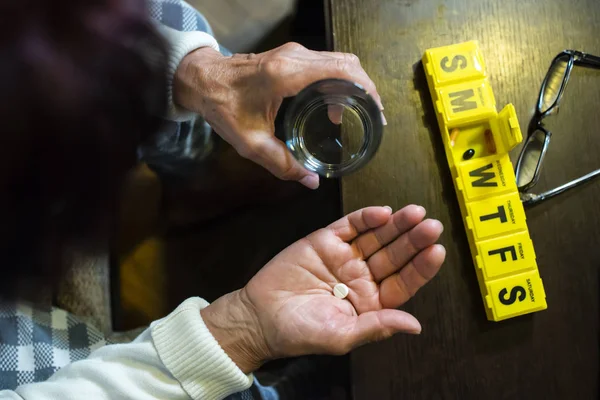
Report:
0,0,167,298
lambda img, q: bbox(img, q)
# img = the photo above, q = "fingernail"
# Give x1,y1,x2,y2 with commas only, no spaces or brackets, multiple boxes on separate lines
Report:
381,112,388,126
384,206,393,213
300,174,320,190
417,205,426,215
432,219,444,233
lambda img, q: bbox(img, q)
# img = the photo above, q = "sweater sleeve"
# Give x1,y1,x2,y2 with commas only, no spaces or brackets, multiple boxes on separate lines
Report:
0,298,254,400
155,23,220,122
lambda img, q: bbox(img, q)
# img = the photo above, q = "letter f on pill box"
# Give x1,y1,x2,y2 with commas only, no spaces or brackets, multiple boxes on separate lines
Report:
423,41,547,321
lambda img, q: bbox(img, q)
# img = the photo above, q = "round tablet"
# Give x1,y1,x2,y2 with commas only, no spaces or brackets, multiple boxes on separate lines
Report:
333,283,349,299
284,79,383,178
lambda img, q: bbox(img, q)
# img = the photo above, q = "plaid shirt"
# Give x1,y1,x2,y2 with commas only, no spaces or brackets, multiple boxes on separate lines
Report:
0,302,107,390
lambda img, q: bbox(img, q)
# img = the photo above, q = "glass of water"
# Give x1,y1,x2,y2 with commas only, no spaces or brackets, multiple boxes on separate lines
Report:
284,79,384,178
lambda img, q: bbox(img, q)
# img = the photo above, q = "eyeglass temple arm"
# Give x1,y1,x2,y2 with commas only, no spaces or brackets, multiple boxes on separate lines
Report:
579,53,600,67
523,168,600,207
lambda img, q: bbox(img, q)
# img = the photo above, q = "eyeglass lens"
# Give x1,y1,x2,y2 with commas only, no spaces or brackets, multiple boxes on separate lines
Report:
539,53,571,114
517,129,547,188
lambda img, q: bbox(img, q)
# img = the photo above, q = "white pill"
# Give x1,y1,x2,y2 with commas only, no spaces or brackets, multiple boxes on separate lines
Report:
333,283,349,299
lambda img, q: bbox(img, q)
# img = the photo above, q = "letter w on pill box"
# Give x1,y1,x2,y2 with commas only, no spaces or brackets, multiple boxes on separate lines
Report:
422,41,547,321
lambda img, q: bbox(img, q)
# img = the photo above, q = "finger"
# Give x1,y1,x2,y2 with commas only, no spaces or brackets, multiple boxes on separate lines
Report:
317,51,359,60
343,65,384,111
381,112,388,126
368,219,444,282
277,54,384,111
238,133,320,189
379,244,446,308
344,68,386,124
339,309,421,353
328,206,393,242
272,45,387,124
325,55,383,111
352,205,426,260
328,104,344,125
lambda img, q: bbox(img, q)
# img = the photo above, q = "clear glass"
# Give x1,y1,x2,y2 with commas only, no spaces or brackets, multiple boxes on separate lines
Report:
284,79,383,178
539,54,570,114
516,129,548,188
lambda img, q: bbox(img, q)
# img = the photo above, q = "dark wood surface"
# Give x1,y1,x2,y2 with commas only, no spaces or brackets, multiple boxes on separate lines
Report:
330,0,600,398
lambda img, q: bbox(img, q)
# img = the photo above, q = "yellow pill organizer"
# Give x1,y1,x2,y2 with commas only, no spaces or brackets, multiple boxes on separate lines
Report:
422,41,547,321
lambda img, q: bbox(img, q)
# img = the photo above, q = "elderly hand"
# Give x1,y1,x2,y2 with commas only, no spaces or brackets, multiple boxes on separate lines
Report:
174,42,386,190
201,205,445,373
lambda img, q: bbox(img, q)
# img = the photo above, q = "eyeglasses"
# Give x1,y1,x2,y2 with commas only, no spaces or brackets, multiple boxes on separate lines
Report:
515,50,600,207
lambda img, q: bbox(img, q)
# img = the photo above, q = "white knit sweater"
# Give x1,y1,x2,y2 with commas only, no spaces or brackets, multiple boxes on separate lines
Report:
0,28,253,400
155,23,220,121
0,298,254,400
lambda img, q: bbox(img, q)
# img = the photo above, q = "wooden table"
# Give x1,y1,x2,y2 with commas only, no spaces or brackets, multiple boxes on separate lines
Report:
328,0,600,398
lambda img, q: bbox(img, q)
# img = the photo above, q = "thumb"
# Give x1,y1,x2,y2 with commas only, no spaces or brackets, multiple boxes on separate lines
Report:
328,104,344,125
238,133,320,189
344,310,422,350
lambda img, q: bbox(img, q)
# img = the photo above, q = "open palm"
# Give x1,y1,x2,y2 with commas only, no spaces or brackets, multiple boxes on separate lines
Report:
243,205,446,359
